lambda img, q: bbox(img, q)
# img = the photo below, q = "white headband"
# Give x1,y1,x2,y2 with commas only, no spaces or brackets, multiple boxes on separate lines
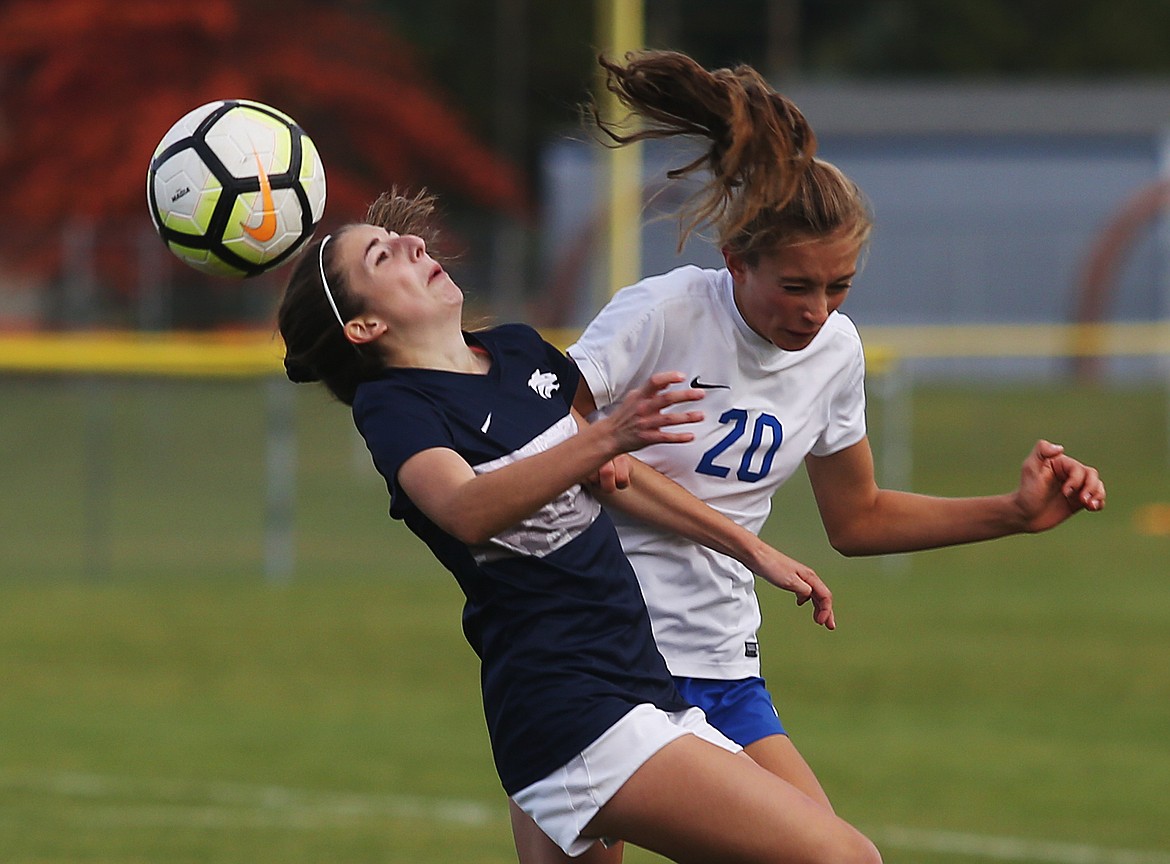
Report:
318,234,345,328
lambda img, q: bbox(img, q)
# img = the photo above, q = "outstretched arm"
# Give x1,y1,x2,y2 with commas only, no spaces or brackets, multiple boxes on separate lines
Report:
805,436,1105,557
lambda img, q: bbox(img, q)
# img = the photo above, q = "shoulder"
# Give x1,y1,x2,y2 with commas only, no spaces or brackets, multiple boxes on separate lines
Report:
819,312,864,354
352,372,436,428
588,266,727,334
473,322,540,348
807,312,866,388
616,264,723,306
473,322,564,365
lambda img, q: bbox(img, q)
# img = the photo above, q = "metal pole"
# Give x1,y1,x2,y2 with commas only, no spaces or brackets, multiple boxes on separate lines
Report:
64,218,112,579
596,0,644,303
1158,125,1170,471
264,376,296,581
874,350,911,576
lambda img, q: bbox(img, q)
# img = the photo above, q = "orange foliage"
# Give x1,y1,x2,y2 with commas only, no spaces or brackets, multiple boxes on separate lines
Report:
0,0,528,292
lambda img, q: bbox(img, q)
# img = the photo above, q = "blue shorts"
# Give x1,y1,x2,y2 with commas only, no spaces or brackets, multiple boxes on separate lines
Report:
673,676,786,747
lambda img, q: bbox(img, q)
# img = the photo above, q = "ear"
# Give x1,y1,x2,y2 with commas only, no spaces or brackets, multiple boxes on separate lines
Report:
344,316,388,345
722,246,749,282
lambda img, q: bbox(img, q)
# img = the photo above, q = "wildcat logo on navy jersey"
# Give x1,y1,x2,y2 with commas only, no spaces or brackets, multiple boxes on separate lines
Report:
528,370,560,398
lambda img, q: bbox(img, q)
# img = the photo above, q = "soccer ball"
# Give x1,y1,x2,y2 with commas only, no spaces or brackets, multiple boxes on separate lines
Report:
147,99,327,278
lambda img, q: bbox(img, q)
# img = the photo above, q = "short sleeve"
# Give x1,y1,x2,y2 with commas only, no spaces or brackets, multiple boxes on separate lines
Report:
353,383,453,517
567,282,668,411
809,335,867,457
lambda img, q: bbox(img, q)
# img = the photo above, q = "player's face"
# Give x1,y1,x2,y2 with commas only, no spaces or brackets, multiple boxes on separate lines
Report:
338,224,460,328
725,232,861,351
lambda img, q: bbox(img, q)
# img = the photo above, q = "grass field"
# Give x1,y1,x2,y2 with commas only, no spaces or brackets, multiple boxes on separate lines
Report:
2,375,1168,863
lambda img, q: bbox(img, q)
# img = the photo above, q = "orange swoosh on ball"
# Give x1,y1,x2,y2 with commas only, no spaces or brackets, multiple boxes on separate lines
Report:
241,150,277,242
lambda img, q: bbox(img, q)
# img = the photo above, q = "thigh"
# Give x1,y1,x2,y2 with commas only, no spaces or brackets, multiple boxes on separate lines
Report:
509,799,624,864
585,735,880,864
744,733,833,810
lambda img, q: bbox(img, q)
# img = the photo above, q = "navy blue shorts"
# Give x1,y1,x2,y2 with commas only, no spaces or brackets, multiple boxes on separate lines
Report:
673,676,786,747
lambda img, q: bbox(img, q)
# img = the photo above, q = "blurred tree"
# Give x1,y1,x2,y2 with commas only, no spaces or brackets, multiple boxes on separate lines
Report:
374,0,598,180
0,0,527,324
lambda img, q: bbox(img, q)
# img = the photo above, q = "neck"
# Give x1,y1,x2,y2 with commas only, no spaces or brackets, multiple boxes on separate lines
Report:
385,326,488,374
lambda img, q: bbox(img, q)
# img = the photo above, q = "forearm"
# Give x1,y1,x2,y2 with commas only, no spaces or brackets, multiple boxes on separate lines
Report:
593,458,768,566
596,459,834,625
827,488,1027,556
409,422,624,545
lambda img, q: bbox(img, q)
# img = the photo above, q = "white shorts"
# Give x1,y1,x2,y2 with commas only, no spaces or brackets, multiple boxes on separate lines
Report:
510,703,741,856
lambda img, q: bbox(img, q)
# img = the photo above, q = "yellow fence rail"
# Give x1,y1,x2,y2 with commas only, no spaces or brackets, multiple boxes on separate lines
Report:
0,330,285,376
3,322,1167,581
2,322,1169,377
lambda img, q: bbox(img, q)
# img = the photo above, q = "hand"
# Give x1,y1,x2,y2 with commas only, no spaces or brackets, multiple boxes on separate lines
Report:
590,453,634,493
753,545,835,630
602,371,704,455
1014,439,1106,532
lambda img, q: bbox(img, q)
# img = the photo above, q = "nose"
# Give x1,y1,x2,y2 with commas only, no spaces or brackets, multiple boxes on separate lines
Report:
383,230,426,260
398,234,426,260
804,291,830,324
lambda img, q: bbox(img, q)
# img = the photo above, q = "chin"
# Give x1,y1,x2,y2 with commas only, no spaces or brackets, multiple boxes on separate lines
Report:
777,336,814,351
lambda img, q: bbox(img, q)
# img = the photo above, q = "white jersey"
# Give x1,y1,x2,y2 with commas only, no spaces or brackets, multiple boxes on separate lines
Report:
568,265,867,678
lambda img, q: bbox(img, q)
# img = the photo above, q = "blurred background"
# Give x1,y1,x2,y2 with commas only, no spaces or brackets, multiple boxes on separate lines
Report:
2,3,1169,863
4,0,1170,339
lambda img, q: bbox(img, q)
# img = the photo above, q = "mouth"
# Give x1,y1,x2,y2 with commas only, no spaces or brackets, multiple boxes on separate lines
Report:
428,263,444,284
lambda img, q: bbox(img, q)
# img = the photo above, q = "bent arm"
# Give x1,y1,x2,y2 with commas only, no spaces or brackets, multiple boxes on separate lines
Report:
398,372,703,546
805,436,1105,557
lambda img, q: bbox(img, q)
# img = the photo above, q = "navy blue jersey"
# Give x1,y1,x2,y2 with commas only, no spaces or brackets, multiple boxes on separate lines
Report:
352,323,688,794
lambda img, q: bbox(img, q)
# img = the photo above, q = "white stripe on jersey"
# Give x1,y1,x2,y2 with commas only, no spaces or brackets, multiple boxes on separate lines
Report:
470,414,601,562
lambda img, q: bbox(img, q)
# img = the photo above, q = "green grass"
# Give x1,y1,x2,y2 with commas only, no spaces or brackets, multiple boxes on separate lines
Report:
1,377,1168,863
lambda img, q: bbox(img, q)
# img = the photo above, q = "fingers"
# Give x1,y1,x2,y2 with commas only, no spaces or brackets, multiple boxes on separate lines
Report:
592,460,620,494
640,373,705,414
613,372,705,449
757,548,835,631
1029,438,1106,513
1050,453,1106,511
608,454,633,491
1032,438,1065,460
799,568,836,631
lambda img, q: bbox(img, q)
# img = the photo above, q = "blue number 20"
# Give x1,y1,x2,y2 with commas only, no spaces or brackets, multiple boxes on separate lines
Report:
695,409,783,483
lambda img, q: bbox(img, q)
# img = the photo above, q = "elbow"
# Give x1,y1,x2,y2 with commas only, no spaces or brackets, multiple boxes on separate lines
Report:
451,523,496,547
827,536,863,557
442,511,499,547
824,525,868,557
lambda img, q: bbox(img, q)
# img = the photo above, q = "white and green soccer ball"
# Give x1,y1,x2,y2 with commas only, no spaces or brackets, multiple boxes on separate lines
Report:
147,99,327,278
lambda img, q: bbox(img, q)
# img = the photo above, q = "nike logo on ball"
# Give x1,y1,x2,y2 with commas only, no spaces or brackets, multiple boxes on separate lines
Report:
242,150,278,242
690,376,730,390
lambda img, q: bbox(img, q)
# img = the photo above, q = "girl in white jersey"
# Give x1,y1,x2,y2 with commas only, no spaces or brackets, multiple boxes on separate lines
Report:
515,50,1106,864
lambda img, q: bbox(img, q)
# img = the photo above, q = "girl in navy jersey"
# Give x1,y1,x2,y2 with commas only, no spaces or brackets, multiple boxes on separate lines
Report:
277,189,881,864
538,49,1105,862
